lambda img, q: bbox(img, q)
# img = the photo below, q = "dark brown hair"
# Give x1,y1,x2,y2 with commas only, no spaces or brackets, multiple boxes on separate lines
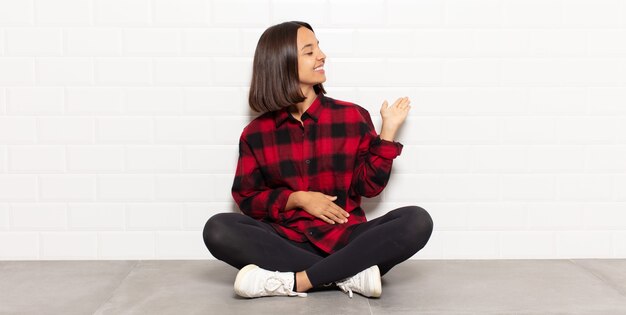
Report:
248,21,326,113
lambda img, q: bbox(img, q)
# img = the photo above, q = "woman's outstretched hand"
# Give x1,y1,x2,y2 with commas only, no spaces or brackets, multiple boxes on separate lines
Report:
290,191,350,225
380,96,411,142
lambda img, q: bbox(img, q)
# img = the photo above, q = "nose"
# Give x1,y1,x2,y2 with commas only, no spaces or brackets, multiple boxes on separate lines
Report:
318,49,326,61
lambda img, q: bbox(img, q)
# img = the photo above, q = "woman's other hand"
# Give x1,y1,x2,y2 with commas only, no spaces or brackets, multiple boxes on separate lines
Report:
290,191,350,224
379,96,411,142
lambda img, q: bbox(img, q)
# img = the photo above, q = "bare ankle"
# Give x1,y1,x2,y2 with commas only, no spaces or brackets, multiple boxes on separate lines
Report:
295,271,313,292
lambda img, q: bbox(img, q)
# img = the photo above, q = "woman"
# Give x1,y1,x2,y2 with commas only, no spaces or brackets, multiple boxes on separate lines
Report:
203,21,433,299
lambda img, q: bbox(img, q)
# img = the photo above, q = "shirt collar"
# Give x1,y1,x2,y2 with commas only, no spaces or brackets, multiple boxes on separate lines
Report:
275,93,324,128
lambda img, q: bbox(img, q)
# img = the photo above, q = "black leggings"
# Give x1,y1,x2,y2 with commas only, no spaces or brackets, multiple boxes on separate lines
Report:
203,206,433,287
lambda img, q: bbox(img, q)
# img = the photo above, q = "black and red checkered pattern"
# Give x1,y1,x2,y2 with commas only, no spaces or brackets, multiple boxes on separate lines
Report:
231,93,404,254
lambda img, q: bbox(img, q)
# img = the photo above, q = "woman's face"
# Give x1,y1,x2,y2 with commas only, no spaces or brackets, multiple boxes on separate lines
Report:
297,27,326,88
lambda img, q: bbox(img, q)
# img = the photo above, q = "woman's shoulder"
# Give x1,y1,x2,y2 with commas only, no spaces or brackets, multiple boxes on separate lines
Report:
323,94,371,120
239,111,276,139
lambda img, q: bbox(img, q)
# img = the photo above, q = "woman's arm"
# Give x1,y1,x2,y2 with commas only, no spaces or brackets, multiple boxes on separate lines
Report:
350,98,410,198
231,135,294,222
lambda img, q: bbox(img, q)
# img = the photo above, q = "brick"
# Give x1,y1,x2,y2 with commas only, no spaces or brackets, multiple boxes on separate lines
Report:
68,203,125,230
0,117,37,144
94,0,151,26
563,0,622,27
39,117,94,144
96,59,152,85
212,0,269,26
470,146,527,173
387,0,443,26
556,174,613,202
0,58,35,85
501,175,555,201
440,174,499,201
41,232,97,259
126,88,183,114
155,175,212,201
527,203,585,230
34,0,91,25
126,146,182,172
501,0,561,27
5,28,62,55
183,29,239,55
527,146,584,172
329,0,385,26
98,175,155,201
66,87,124,114
127,203,183,230
67,146,124,172
11,203,67,229
96,117,153,143
0,0,33,26
0,175,38,201
156,231,208,258
154,117,212,143
9,146,65,172
557,231,612,258
211,58,251,86
66,28,122,55
99,232,155,259
154,59,211,85
40,175,96,201
444,0,502,27
440,231,499,259
0,232,39,259
123,29,181,55
154,0,209,26
183,87,249,116
7,87,64,114
183,145,237,173
500,232,555,258
37,58,94,85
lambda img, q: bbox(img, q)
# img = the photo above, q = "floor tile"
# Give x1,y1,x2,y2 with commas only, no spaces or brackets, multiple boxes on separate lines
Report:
93,260,370,315
0,260,136,315
570,259,626,296
369,260,626,314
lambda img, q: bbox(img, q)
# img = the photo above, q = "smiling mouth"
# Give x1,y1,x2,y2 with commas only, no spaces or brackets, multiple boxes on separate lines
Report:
314,65,324,71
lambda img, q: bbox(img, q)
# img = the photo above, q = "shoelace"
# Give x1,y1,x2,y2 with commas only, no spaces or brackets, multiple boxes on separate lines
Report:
336,277,356,298
264,272,307,297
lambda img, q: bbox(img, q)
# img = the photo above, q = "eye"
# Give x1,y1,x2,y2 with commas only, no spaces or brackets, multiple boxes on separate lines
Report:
306,52,313,55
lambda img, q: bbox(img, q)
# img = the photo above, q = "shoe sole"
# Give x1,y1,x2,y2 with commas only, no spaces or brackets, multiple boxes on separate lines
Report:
369,265,382,298
234,264,258,298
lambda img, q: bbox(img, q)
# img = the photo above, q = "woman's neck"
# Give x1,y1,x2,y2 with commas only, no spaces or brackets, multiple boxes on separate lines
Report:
290,86,317,117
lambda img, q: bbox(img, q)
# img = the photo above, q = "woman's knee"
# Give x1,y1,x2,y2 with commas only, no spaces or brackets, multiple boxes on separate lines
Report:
395,206,434,250
202,212,239,253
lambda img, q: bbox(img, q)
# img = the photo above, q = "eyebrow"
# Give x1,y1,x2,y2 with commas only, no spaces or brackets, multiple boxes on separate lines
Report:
301,40,320,51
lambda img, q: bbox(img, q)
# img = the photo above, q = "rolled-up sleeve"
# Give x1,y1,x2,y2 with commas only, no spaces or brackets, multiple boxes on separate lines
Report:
350,107,403,198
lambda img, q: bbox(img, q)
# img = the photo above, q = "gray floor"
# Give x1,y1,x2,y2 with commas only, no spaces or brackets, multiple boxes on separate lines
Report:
1,260,626,314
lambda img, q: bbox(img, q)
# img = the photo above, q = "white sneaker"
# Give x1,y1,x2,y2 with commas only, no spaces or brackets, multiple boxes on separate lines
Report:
335,265,382,298
234,264,307,298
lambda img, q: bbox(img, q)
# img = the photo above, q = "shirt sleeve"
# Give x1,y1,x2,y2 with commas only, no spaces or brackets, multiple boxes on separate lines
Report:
350,106,403,198
231,134,293,222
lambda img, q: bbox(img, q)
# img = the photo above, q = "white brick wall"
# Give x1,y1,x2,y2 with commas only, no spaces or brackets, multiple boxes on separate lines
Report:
1,0,625,260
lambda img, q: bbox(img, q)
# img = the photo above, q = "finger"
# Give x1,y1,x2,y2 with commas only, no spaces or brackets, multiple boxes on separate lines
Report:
399,97,410,108
380,100,389,111
392,97,403,107
324,208,346,224
323,194,337,200
328,204,349,222
319,214,335,225
330,203,349,218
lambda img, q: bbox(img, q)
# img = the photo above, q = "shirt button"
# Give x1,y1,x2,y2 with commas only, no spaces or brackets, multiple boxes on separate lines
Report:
305,159,310,164
309,232,313,235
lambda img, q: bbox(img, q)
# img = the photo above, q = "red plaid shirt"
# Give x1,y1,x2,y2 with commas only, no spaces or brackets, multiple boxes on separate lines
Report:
231,93,403,254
